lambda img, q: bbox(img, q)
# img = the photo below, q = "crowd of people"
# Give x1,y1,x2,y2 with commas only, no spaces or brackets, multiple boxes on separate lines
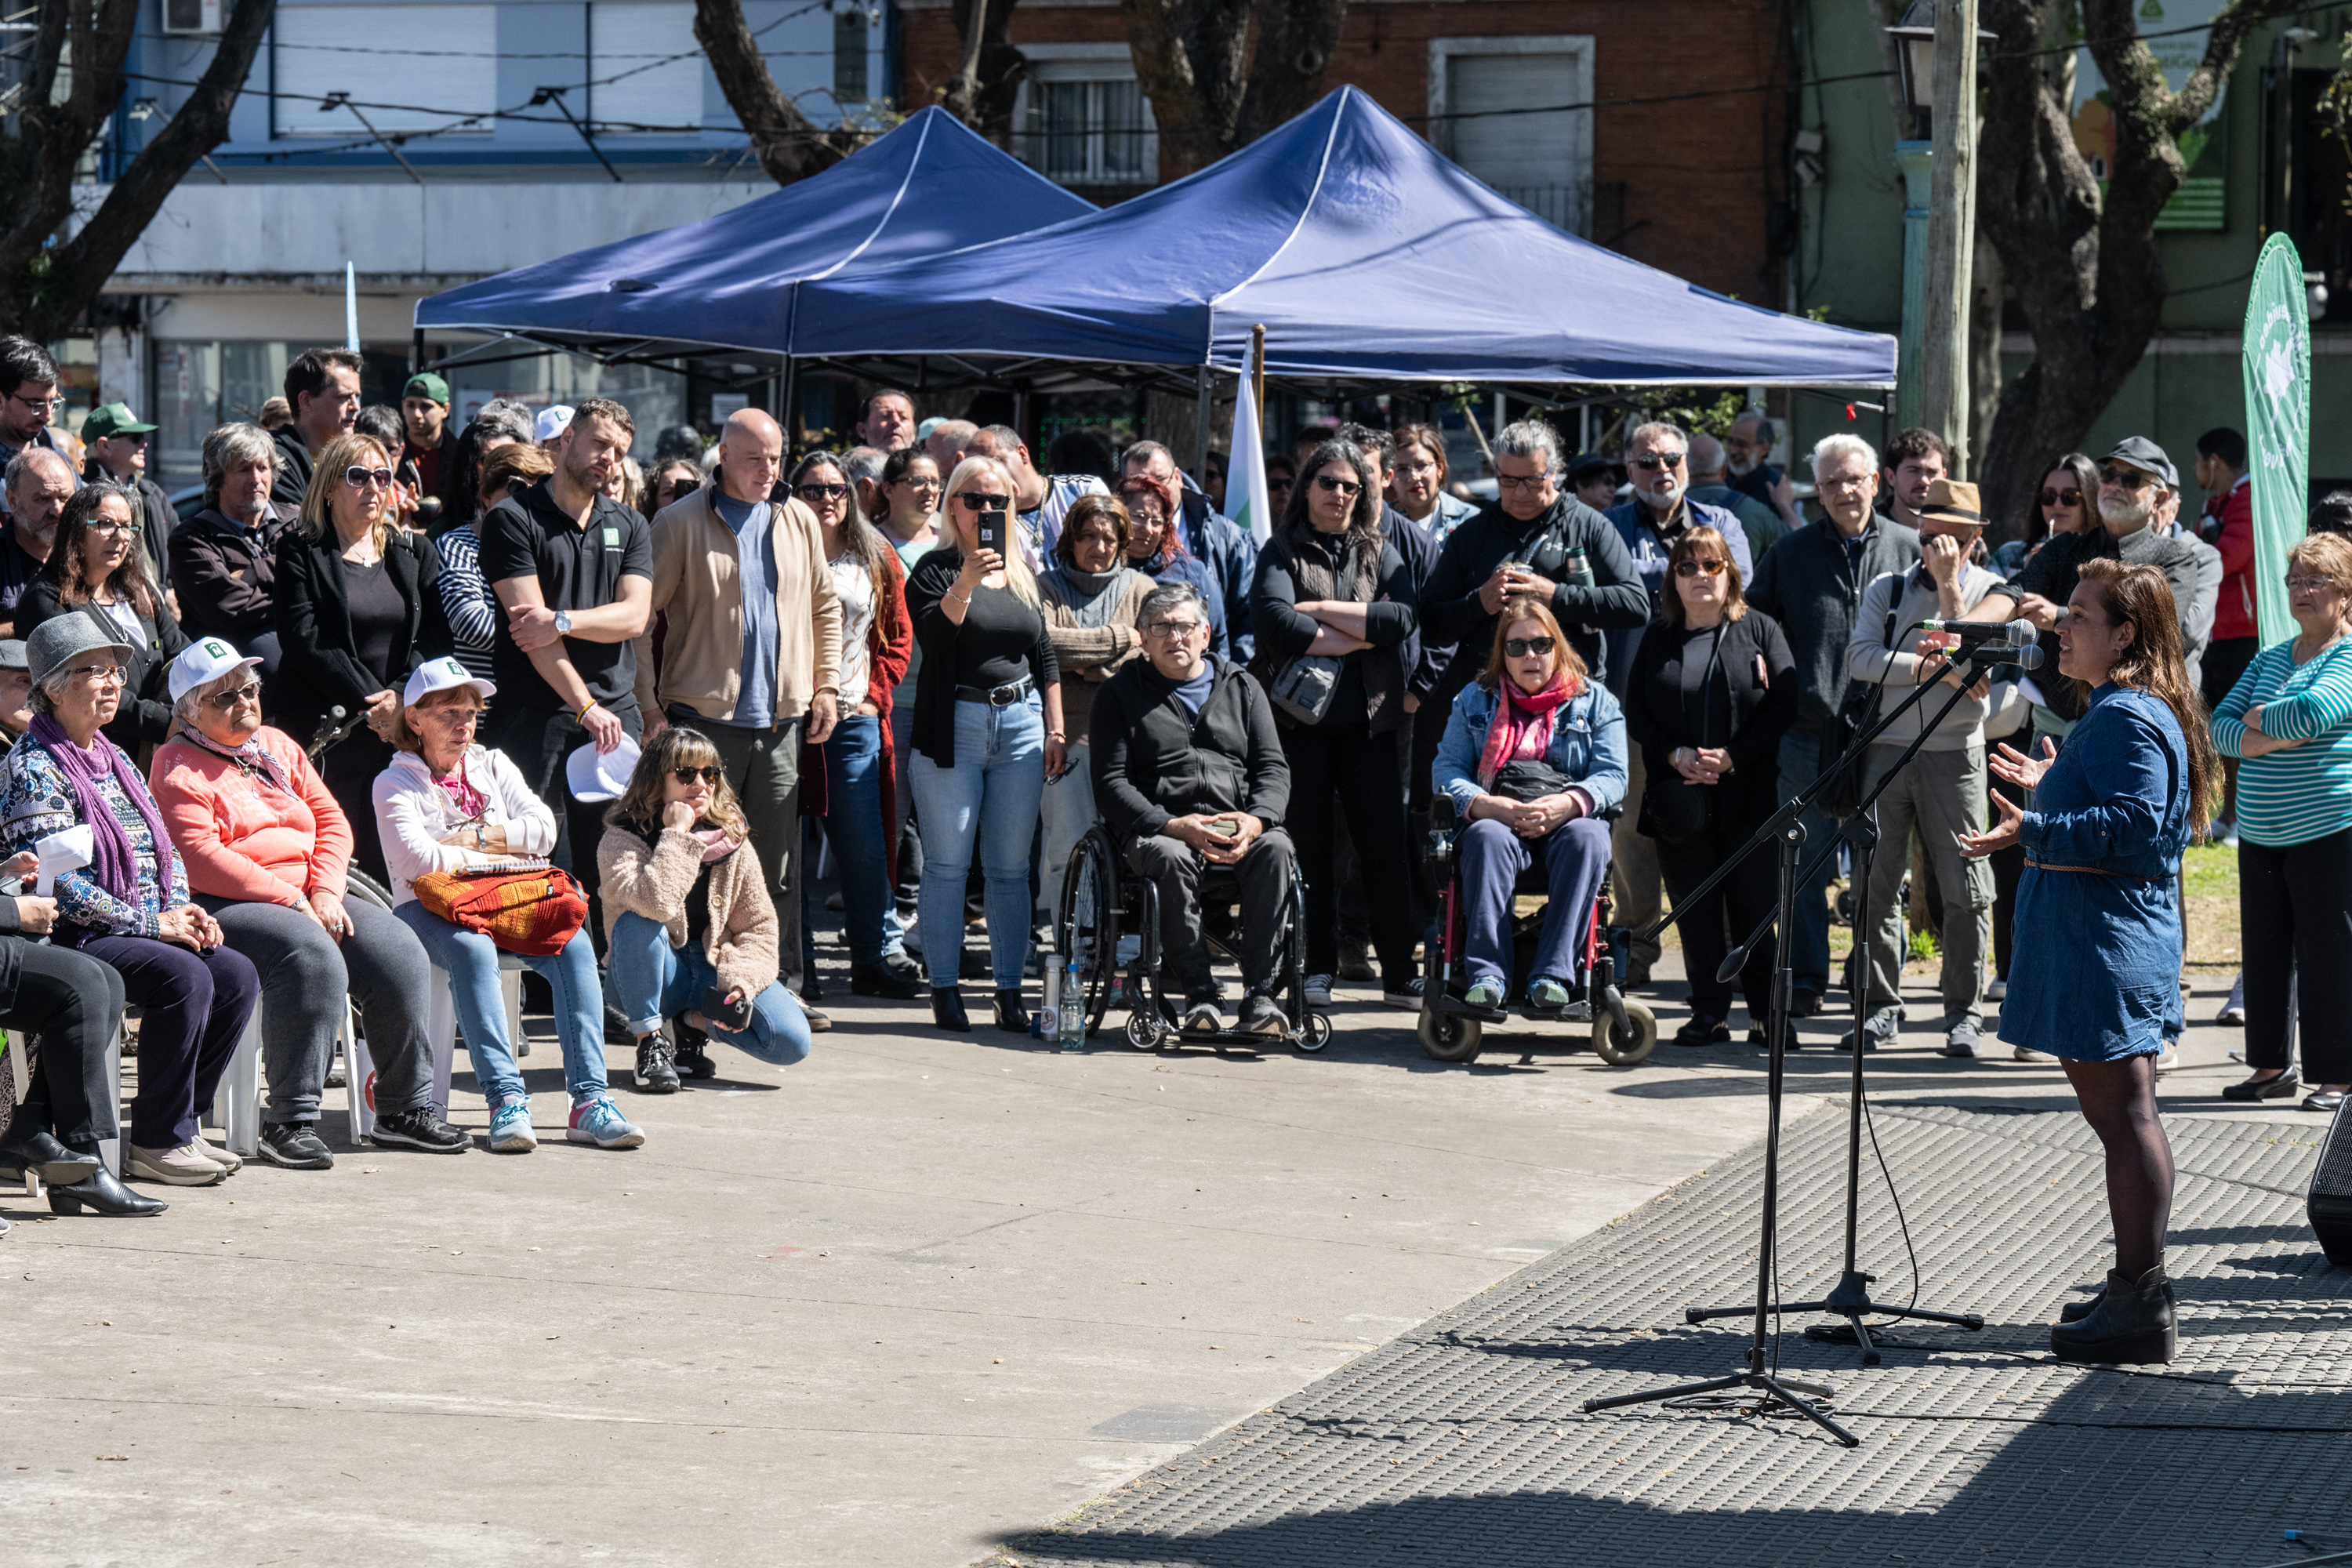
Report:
0,326,2337,1271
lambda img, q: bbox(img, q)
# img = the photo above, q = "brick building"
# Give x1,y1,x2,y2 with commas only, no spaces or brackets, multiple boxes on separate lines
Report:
895,0,1795,310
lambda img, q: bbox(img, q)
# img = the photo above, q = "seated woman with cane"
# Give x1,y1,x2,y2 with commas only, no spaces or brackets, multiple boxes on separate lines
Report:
1962,557,2210,1364
1432,595,1626,1014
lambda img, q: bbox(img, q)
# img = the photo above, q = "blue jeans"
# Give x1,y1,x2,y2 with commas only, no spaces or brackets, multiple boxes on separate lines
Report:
1774,728,1840,998
800,713,892,969
605,911,812,1067
394,903,609,1106
909,692,1045,990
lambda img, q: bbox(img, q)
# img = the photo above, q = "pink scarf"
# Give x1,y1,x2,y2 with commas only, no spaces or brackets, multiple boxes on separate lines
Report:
433,755,488,820
1475,671,1579,791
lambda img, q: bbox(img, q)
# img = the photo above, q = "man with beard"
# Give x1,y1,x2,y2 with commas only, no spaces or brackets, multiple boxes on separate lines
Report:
1725,412,1802,539
2015,437,2204,731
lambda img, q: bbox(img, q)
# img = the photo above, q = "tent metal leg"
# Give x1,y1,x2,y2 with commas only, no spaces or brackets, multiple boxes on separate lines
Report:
1192,363,1211,481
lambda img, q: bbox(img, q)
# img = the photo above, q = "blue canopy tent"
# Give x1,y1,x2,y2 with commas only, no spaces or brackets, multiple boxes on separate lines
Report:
791,87,1896,394
412,107,1093,371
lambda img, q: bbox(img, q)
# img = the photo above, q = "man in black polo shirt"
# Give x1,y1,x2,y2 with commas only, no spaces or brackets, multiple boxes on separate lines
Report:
481,396,655,909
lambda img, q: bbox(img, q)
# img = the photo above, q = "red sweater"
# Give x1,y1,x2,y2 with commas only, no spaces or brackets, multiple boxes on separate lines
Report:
2210,479,2256,642
150,725,352,904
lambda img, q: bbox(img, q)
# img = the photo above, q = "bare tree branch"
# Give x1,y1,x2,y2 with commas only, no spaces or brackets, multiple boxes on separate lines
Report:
693,0,858,187
938,0,1028,140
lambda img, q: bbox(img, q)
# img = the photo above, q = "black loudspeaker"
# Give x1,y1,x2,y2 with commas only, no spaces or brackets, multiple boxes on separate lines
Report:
2310,1102,2352,1266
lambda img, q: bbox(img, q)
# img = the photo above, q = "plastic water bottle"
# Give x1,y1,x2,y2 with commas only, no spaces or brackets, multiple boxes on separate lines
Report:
1058,956,1086,1051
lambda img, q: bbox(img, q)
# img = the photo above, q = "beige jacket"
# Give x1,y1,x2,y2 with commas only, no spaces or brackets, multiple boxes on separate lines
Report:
596,822,779,1004
633,485,842,727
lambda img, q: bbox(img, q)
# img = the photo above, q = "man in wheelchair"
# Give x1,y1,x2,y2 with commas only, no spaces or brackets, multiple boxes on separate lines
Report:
1091,583,1294,1037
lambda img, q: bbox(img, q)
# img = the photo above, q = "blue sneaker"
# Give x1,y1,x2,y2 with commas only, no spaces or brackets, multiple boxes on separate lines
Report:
488,1098,537,1153
567,1096,645,1150
1526,977,1571,1012
1464,976,1504,1010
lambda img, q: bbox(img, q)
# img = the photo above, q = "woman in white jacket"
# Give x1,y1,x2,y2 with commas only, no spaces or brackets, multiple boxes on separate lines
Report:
372,658,644,1154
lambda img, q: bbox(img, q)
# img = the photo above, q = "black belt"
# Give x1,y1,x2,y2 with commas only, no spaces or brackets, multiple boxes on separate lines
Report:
954,677,1033,706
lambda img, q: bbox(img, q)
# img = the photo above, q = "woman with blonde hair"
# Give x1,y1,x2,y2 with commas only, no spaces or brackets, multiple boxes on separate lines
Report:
1964,557,2214,1364
275,430,452,882
599,725,811,1087
15,480,189,753
902,454,1068,1033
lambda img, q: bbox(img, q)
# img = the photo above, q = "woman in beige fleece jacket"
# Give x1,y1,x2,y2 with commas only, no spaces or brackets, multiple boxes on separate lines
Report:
598,727,811,1092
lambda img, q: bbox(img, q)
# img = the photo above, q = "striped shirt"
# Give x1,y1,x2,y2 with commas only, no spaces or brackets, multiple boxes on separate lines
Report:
2211,636,2352,846
436,528,497,681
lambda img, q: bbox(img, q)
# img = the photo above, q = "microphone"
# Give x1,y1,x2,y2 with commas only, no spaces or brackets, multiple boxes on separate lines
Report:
1916,617,2039,650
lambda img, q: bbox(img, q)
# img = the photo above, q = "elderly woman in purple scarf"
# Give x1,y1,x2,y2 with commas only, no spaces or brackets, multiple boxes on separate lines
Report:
0,615,258,1189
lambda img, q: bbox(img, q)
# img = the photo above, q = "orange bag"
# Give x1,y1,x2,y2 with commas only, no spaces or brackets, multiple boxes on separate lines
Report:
411,864,589,955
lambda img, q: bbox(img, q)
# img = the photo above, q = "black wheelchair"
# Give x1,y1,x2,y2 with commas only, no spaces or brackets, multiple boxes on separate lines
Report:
1415,796,1658,1065
1054,822,1332,1053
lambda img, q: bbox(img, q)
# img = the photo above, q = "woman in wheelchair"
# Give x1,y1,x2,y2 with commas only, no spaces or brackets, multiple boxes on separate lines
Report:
1432,596,1626,1013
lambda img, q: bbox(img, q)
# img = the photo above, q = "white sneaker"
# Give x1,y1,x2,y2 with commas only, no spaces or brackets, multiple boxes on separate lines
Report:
2154,1044,2180,1075
1304,974,1334,1007
2013,1043,2058,1063
1984,977,2007,1003
129,1142,227,1186
2216,974,2246,1025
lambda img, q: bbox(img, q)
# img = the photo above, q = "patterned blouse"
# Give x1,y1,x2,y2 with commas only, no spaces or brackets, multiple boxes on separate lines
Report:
0,731,189,937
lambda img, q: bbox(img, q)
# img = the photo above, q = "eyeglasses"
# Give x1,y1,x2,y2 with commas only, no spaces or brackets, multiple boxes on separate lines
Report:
1629,452,1686,471
85,518,143,538
2099,466,2154,491
900,476,943,491
65,664,126,687
344,466,394,489
202,681,263,709
1502,636,1557,658
2039,488,2084,509
1496,474,1550,492
5,390,59,413
671,765,723,785
1313,474,1362,496
797,482,848,501
1674,559,1726,578
956,492,1012,510
1142,620,1205,640
2286,575,2340,593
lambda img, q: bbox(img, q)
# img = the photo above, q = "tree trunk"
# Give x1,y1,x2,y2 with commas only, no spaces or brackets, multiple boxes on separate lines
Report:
694,0,860,187
1967,230,2005,485
940,0,1029,142
1121,0,1344,180
1237,0,1346,146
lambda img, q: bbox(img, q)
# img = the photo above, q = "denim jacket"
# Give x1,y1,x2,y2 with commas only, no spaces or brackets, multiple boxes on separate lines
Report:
2018,683,2190,881
1432,678,1629,818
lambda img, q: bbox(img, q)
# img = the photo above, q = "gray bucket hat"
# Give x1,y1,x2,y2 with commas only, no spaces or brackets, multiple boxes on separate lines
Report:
0,640,27,674
25,612,135,688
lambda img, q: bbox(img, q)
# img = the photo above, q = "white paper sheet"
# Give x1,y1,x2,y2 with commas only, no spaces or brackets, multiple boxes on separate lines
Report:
34,826,93,896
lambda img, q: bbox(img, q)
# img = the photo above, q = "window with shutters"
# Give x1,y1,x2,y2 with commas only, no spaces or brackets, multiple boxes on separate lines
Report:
271,5,498,136
1428,37,1595,238
1013,44,1156,191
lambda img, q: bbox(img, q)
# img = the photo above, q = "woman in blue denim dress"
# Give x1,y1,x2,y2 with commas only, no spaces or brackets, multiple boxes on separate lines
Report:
1963,558,2216,1367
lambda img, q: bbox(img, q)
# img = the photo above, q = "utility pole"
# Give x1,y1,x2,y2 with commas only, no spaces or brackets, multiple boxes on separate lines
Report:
1918,0,1978,477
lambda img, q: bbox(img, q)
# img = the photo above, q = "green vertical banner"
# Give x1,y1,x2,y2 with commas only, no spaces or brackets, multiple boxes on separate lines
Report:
2245,233,2311,647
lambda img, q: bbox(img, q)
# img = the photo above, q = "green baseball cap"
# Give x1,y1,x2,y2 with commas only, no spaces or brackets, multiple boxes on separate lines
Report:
403,372,451,405
83,401,158,441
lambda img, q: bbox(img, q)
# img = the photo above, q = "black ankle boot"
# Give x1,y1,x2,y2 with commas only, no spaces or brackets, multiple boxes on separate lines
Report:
931,987,970,1034
2050,1265,2174,1363
48,1164,168,1218
2,1126,102,1184
2059,1283,2107,1323
993,989,1029,1034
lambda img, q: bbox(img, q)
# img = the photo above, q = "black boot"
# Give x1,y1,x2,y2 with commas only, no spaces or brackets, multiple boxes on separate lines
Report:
2059,1283,2107,1323
993,989,1030,1034
48,1164,168,1218
2050,1265,2175,1364
2,1125,102,1185
931,987,971,1034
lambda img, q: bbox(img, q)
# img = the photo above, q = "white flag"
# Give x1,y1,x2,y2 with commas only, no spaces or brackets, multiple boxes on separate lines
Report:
1226,344,1273,545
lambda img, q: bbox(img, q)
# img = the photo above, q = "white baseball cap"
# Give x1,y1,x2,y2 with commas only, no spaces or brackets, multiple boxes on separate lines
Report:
169,637,263,704
403,656,496,707
565,734,641,802
535,404,576,442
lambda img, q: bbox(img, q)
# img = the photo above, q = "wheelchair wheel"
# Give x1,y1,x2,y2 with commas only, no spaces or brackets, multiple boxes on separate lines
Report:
1054,829,1120,1040
1418,1004,1482,1062
343,869,395,911
1277,875,1329,1053
1592,996,1658,1065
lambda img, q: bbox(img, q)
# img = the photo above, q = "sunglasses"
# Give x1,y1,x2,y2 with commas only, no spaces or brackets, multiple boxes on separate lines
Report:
956,492,1012,510
202,681,263,709
1629,453,1686,471
1313,474,1362,496
797,481,848,501
671,765,723,785
344,466,395,489
2099,466,2154,491
2039,488,2084,509
1502,636,1556,658
1674,559,1726,578
1497,474,1549,492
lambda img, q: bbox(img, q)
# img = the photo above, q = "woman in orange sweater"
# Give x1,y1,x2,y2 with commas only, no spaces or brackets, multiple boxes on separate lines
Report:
149,638,465,1167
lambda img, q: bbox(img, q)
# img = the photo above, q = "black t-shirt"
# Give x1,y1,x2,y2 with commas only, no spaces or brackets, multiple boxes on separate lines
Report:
478,481,654,710
344,556,405,687
949,583,1050,691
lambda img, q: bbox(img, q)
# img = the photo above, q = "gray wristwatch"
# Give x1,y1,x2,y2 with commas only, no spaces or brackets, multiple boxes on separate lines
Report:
554,611,574,637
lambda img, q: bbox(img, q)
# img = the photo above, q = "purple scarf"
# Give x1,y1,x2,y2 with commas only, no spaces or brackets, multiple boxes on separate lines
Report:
31,713,176,906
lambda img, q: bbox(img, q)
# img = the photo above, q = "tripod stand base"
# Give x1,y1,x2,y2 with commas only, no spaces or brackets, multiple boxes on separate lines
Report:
1686,1271,1985,1367
1583,1370,1859,1448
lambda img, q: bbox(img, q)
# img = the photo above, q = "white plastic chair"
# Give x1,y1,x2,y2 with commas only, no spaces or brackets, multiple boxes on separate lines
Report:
207,999,364,1156
425,953,526,1115
6,1022,126,1188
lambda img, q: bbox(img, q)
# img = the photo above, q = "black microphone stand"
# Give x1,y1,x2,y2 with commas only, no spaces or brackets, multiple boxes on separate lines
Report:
1581,637,2018,1443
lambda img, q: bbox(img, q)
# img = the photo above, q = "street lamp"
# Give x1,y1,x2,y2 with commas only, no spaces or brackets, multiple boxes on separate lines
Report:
1885,0,1996,142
